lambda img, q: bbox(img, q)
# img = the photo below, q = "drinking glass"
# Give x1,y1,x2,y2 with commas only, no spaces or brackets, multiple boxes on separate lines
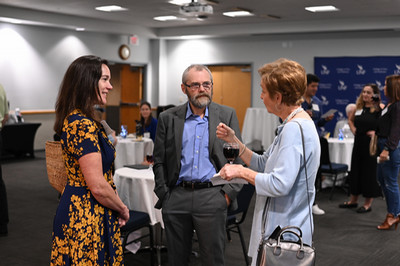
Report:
223,143,240,164
146,153,154,170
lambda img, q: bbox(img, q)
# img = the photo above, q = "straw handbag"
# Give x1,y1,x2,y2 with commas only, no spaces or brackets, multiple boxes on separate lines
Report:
45,141,67,193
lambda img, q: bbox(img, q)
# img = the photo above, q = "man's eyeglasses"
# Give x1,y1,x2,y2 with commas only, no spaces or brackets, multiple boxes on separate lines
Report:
184,82,213,90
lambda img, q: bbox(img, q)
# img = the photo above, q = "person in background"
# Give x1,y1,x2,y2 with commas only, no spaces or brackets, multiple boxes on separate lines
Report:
334,103,356,138
302,73,335,136
51,55,129,265
302,73,334,215
153,64,243,266
375,75,400,230
217,58,320,265
339,84,382,213
140,101,157,141
0,83,9,237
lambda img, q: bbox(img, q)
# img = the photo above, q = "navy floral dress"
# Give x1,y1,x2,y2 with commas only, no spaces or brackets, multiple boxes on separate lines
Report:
50,110,123,265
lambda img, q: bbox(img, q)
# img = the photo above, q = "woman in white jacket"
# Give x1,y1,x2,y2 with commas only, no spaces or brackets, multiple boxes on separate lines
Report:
217,58,320,265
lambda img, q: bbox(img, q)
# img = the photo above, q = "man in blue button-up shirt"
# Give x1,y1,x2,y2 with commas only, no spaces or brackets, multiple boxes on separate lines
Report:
301,73,334,136
153,64,243,266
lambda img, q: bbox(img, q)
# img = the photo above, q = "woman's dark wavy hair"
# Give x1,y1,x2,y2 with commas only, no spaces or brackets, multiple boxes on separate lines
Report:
385,75,400,103
54,55,108,135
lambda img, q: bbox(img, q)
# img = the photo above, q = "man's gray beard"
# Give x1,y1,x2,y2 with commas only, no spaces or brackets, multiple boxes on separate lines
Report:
186,89,213,109
191,96,211,108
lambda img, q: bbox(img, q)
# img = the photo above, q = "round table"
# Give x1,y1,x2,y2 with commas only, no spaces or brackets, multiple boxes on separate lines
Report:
327,138,354,170
114,137,154,170
114,167,163,228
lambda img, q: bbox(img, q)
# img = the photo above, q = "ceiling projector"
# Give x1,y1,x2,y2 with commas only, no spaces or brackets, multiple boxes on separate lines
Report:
179,2,213,16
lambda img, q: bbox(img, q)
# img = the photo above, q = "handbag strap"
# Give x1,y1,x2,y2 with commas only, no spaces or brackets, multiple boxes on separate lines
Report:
294,121,314,235
260,120,313,240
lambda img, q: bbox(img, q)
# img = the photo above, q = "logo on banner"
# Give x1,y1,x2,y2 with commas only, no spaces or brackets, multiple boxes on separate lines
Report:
356,65,366,75
320,65,330,75
373,68,388,74
338,80,347,91
394,64,400,75
321,95,329,106
376,80,384,90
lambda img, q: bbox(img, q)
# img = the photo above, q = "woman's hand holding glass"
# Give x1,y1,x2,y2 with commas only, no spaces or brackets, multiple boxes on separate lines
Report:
219,163,244,181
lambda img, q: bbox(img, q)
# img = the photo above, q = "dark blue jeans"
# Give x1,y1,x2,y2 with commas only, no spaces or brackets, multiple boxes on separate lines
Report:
376,137,400,216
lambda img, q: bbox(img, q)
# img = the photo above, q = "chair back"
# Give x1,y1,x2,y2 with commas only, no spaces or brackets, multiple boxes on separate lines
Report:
156,104,175,118
319,137,332,170
228,184,255,224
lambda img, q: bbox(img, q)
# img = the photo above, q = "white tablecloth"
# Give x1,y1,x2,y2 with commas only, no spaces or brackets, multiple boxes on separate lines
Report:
327,138,354,170
114,167,163,228
241,107,280,151
114,137,154,169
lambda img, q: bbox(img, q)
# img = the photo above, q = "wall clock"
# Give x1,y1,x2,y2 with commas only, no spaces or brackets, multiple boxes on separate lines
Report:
118,44,130,60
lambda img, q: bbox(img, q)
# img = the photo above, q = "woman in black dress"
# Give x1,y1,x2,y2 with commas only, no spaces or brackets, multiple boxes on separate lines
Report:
339,84,382,213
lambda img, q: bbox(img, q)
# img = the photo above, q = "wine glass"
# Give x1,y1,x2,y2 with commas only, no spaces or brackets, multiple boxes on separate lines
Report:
146,153,154,170
223,143,240,164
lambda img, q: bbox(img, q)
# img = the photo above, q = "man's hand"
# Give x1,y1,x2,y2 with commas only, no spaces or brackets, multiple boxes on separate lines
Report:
325,114,334,121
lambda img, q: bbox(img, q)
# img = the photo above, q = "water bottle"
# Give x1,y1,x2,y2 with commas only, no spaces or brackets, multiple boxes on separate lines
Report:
338,129,344,140
15,107,23,122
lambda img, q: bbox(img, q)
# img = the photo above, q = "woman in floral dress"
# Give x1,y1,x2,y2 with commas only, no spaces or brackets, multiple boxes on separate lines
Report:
51,55,129,265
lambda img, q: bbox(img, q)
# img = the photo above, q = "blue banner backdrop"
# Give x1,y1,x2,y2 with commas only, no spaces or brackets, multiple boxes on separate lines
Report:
314,56,400,135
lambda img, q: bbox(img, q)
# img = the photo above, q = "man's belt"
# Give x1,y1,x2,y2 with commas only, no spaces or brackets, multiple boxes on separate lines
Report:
178,181,213,189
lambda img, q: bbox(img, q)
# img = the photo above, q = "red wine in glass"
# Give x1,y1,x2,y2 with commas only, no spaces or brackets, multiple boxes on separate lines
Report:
223,143,239,164
146,154,154,164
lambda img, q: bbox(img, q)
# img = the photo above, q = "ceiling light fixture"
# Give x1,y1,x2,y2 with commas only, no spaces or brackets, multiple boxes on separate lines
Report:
153,16,187,21
75,28,85,31
169,0,191,5
95,5,128,12
305,5,339,12
0,17,23,24
223,10,254,17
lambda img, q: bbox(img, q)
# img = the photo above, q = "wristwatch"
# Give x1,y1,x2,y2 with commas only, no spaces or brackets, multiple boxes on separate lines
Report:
383,146,389,151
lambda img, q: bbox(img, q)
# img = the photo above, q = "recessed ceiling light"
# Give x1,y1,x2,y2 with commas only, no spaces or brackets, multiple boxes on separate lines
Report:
95,5,128,12
75,28,85,31
153,16,187,21
305,5,339,12
223,10,254,17
180,35,208,39
0,17,23,24
168,0,190,5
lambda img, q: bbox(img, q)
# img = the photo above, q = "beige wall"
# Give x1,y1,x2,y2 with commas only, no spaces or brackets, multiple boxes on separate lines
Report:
23,113,55,151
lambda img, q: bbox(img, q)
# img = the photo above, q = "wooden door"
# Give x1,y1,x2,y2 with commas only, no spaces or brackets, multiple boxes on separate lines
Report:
209,65,252,130
108,64,143,135
120,65,142,134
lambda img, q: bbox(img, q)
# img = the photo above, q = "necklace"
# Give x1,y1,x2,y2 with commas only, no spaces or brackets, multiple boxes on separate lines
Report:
282,107,303,125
